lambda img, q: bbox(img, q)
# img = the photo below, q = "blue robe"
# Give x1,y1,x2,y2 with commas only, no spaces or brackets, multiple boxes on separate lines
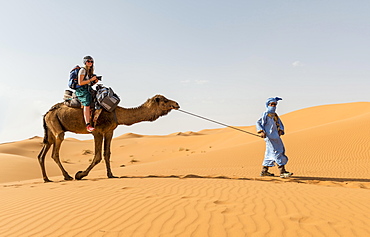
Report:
256,112,288,167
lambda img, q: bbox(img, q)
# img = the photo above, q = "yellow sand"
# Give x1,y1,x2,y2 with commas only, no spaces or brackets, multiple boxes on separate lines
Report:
1,102,370,236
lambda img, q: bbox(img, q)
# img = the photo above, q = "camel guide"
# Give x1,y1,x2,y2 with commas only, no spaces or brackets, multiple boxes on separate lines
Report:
256,97,293,178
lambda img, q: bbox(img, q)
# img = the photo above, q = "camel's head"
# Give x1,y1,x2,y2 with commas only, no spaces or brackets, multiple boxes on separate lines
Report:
149,95,180,115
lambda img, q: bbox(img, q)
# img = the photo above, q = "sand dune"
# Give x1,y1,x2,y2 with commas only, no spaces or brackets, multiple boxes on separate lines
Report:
1,102,370,236
1,178,369,236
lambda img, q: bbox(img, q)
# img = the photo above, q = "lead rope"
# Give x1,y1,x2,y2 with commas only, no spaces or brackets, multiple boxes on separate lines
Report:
177,109,261,137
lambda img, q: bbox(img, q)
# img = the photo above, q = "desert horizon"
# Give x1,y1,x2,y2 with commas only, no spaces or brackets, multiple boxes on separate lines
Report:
1,102,370,236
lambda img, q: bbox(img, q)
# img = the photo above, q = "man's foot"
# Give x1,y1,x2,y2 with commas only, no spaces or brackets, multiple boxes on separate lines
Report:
86,125,95,132
260,171,275,177
280,172,293,178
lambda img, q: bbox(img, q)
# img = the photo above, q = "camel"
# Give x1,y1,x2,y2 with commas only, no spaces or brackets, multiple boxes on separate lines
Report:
38,94,180,182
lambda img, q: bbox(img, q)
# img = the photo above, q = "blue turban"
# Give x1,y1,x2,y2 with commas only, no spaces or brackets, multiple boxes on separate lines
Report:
266,97,282,108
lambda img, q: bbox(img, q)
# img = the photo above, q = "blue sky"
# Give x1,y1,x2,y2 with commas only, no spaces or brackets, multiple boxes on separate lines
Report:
1,0,370,143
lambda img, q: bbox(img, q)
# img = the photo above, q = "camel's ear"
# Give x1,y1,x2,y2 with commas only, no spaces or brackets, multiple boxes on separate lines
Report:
155,97,161,103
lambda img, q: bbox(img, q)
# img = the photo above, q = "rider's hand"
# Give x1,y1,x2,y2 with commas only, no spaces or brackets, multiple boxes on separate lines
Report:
90,76,98,84
260,131,266,138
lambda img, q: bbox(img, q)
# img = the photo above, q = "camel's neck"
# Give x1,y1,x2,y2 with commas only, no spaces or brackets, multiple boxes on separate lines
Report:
115,105,166,126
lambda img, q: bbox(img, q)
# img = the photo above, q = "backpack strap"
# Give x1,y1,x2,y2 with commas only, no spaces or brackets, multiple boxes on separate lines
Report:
79,66,88,80
74,66,88,84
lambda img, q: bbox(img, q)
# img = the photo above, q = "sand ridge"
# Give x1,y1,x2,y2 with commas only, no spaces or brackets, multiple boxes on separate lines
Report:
1,178,369,236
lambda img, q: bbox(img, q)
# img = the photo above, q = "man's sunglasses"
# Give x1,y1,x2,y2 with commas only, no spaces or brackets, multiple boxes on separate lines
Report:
86,60,94,63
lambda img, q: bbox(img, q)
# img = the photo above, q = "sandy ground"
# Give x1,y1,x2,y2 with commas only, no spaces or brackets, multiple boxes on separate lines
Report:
1,102,370,236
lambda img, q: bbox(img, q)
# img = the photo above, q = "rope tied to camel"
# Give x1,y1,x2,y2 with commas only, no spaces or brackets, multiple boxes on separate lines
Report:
177,109,260,137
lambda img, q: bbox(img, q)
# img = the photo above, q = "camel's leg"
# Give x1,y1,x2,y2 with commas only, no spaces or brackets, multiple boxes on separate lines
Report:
38,140,53,183
103,131,117,178
51,132,73,181
75,133,103,180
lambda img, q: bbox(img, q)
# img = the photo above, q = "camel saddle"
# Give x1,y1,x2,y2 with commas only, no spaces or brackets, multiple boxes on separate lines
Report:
63,86,119,126
63,89,102,126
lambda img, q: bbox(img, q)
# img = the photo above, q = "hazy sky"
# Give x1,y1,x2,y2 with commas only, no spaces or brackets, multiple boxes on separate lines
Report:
1,0,370,143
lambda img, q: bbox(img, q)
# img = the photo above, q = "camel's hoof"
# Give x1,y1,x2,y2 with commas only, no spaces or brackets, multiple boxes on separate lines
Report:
64,176,74,181
44,179,53,183
108,175,119,179
75,171,85,180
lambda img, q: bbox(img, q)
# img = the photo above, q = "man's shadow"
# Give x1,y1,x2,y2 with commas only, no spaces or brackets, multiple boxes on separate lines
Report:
291,176,370,183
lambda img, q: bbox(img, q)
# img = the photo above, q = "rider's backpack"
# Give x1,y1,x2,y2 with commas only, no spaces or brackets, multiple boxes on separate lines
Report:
68,65,82,89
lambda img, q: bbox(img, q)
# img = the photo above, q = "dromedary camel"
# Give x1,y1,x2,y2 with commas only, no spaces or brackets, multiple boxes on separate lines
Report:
38,95,180,182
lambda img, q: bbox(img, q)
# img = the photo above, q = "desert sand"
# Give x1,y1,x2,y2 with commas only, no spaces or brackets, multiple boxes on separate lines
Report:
1,102,370,236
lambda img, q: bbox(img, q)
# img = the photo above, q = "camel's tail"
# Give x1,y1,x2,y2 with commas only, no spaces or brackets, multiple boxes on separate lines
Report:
42,114,49,144
42,103,64,144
